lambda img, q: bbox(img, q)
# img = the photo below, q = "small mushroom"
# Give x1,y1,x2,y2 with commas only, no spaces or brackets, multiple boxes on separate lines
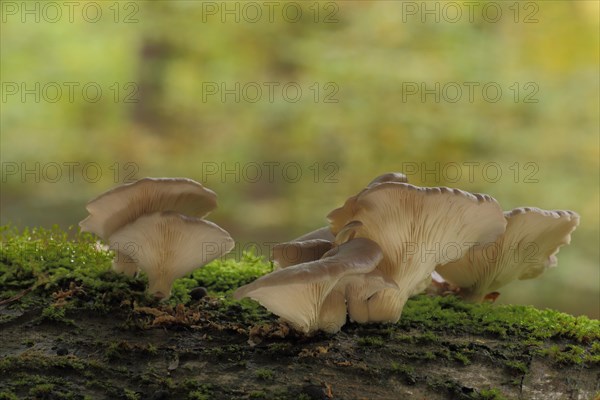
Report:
329,182,507,322
233,238,383,334
328,172,408,235
272,239,333,269
435,207,579,302
293,227,336,242
109,211,234,299
79,177,217,241
295,172,409,241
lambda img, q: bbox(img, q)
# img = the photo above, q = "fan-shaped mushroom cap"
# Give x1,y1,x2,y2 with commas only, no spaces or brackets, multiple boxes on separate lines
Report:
329,183,507,322
233,238,383,334
293,227,336,242
109,211,234,299
435,207,579,302
272,239,333,269
328,173,408,235
292,173,409,242
367,172,408,186
79,178,217,240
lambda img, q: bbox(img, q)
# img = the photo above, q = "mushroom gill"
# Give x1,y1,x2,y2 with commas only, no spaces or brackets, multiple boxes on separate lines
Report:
328,182,507,323
109,211,234,299
435,207,579,302
233,238,383,334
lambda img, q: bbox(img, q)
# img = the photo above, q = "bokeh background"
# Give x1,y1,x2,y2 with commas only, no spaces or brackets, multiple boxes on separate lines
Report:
1,1,598,317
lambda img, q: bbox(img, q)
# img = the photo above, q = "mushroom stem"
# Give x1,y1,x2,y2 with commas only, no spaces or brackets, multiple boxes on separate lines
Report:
317,290,347,333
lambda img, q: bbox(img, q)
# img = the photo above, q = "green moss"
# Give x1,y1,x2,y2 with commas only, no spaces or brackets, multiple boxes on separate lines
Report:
123,388,140,400
0,353,87,373
40,304,75,325
29,383,55,396
249,391,267,399
478,388,507,400
504,360,528,374
357,336,385,347
146,344,158,355
1,222,599,400
255,368,274,381
0,225,273,325
183,380,213,399
188,392,210,400
539,343,599,365
453,351,471,366
168,251,270,303
191,251,271,293
0,225,147,314
6,373,89,400
0,392,19,400
390,362,417,384
400,295,600,344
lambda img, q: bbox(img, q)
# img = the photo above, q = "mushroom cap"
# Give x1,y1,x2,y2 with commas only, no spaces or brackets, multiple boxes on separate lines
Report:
272,239,334,269
367,172,408,186
435,207,580,301
293,226,336,242
291,173,409,241
342,270,399,323
329,182,507,321
109,211,234,299
233,238,383,334
328,172,408,235
79,177,217,240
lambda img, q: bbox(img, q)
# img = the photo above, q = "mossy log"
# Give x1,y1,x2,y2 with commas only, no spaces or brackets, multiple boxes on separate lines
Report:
1,227,599,400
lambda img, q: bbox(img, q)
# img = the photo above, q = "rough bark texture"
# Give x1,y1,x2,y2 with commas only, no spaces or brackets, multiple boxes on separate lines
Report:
1,227,599,400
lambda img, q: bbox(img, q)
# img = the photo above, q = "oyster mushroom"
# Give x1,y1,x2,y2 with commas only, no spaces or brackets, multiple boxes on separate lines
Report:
233,238,383,334
435,207,579,302
294,172,409,242
328,182,507,323
109,211,234,299
79,177,218,276
342,269,399,324
272,239,334,269
80,177,217,241
293,227,336,242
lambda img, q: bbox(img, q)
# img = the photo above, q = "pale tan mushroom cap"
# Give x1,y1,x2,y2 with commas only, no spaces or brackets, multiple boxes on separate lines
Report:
109,211,234,299
367,172,408,186
435,207,579,300
327,172,408,235
330,183,507,321
272,239,333,269
292,227,335,242
79,177,217,240
233,238,383,334
293,173,408,240
332,183,506,280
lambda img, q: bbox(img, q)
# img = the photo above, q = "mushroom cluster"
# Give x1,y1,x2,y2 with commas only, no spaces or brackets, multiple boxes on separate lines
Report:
80,178,234,299
235,173,579,334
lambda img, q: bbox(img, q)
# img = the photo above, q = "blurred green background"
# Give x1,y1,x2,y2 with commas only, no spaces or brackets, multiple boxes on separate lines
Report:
1,1,598,317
